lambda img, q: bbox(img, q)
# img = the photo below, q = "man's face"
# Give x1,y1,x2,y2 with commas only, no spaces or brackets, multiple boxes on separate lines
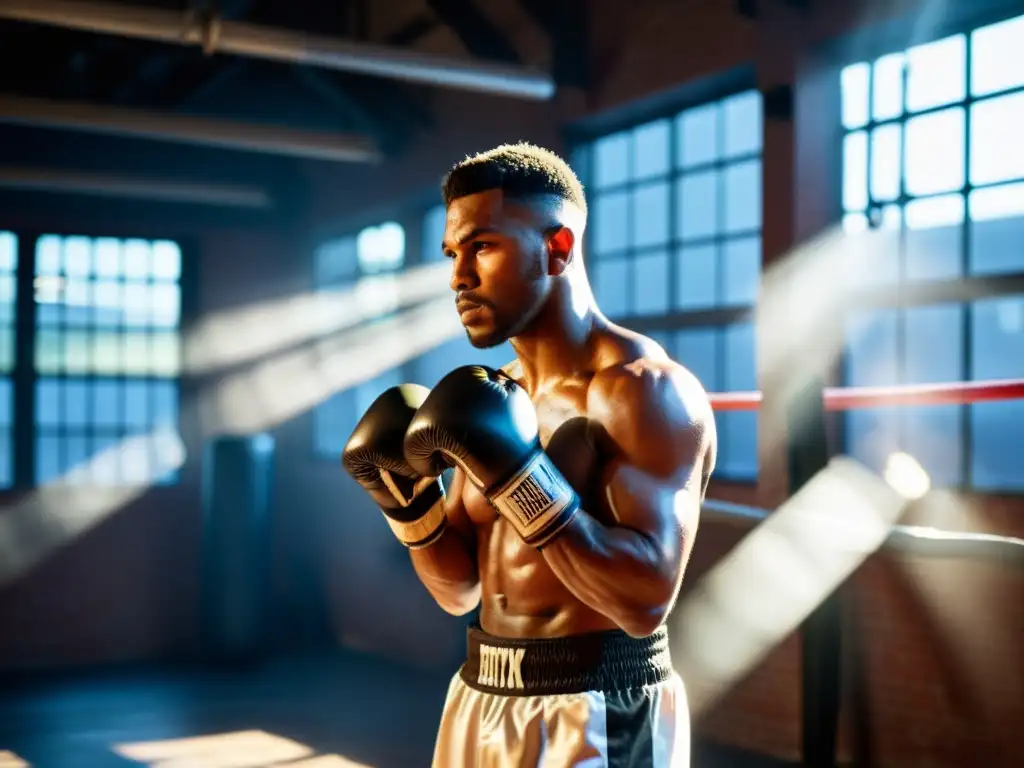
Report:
442,190,549,349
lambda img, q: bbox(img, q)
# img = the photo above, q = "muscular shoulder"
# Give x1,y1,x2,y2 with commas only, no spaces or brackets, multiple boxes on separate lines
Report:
587,344,714,478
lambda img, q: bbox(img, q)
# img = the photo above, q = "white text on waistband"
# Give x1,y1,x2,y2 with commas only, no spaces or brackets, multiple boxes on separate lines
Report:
477,645,526,690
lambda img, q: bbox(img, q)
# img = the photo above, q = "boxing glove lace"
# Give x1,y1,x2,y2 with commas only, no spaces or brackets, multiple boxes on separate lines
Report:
403,365,579,548
342,384,447,548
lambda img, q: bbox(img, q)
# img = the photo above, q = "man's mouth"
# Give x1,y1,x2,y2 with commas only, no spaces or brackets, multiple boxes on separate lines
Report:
457,297,487,315
457,301,489,325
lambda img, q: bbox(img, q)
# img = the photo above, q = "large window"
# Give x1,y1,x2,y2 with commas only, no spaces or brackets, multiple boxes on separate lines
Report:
313,222,408,458
840,13,1024,489
576,89,764,479
0,231,15,488
33,235,182,486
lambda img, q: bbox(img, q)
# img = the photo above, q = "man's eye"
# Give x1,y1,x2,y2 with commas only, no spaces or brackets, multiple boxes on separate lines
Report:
473,241,494,251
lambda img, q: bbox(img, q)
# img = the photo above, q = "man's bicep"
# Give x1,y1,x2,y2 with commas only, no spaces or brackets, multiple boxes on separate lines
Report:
590,359,710,535
602,457,701,565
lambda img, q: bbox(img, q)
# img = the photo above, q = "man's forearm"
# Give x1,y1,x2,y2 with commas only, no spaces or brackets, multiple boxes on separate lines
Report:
409,526,480,616
542,510,678,637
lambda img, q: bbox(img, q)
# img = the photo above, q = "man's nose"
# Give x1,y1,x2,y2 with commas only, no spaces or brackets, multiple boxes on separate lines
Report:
449,254,479,292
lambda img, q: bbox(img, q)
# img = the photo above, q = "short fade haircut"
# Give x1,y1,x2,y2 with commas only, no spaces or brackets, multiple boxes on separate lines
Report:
442,142,587,215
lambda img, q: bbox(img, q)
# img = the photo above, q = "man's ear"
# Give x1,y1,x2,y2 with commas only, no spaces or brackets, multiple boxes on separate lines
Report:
545,226,576,276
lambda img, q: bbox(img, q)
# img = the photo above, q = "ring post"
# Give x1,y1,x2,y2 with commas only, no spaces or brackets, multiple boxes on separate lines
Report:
787,377,841,768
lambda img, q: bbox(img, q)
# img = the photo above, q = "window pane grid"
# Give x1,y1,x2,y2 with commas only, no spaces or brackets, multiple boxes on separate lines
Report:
842,299,1024,490
841,83,1024,139
591,227,763,260
585,90,763,481
33,235,182,487
840,12,1024,491
588,90,764,319
589,149,763,196
841,29,1024,281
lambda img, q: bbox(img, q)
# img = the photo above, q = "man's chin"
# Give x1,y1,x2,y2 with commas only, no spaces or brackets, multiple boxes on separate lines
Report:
465,327,506,349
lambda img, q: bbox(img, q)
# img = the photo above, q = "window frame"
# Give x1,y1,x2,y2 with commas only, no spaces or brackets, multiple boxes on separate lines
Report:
566,66,758,330
564,67,762,483
0,226,196,492
831,8,1024,490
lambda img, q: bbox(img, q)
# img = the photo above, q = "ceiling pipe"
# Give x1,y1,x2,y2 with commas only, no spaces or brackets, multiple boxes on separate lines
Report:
0,0,556,100
0,94,382,163
0,167,273,208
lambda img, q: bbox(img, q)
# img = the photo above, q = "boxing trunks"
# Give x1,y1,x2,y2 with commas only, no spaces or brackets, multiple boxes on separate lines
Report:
432,623,689,767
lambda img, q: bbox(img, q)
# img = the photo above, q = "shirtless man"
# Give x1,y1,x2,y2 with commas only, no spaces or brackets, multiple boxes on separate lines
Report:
342,143,716,767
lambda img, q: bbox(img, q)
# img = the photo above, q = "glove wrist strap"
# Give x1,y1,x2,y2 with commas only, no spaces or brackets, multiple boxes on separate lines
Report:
488,452,579,548
382,481,447,549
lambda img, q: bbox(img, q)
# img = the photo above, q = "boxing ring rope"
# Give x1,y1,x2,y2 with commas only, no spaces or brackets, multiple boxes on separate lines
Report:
708,377,1024,411
688,375,1024,767
702,376,1024,563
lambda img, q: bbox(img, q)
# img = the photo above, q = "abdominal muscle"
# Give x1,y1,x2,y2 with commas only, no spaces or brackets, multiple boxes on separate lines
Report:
462,478,619,639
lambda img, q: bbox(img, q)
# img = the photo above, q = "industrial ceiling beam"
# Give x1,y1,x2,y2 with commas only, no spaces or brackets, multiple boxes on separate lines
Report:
0,166,272,208
0,0,555,100
110,0,255,104
0,94,381,163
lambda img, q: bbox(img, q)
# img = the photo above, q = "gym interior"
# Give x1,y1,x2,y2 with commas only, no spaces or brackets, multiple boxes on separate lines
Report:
0,0,1022,766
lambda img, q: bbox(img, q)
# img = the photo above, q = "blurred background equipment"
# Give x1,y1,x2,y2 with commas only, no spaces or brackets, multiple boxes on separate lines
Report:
201,435,275,664
0,0,1022,766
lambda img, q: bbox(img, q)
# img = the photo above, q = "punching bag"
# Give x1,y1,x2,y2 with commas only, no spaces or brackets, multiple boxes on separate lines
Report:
200,434,275,663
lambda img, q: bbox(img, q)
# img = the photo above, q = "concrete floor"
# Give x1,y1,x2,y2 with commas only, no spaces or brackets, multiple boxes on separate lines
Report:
0,651,796,767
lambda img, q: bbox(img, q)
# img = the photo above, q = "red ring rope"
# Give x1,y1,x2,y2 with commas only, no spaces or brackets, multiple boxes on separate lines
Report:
709,378,1024,412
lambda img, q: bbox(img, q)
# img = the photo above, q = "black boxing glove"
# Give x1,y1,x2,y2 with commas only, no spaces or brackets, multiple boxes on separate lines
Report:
403,365,579,548
342,384,446,548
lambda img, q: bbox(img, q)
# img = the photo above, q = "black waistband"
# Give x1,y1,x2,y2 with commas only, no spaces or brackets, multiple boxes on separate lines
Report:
460,623,673,696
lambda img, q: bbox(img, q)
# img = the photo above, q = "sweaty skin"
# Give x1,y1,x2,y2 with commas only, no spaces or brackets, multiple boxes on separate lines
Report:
407,190,717,639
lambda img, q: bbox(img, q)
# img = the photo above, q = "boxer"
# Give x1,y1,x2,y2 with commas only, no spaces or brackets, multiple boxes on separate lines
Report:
343,143,716,767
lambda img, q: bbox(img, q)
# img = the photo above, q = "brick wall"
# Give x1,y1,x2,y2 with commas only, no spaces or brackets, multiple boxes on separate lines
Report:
684,514,1023,766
